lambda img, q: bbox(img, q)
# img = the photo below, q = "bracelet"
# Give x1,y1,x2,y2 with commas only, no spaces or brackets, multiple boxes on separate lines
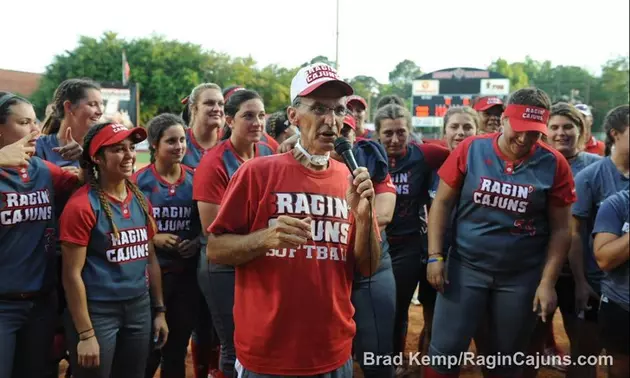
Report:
78,328,94,335
153,305,167,314
427,256,444,263
80,334,95,341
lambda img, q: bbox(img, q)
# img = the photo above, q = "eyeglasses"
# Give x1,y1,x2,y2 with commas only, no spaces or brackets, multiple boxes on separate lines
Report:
296,101,349,118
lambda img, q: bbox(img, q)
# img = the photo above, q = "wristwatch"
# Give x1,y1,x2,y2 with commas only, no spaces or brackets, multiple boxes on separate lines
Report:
153,305,167,314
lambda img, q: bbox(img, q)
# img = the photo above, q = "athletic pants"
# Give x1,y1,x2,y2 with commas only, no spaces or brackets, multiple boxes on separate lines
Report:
146,266,199,378
234,358,353,378
0,291,57,378
198,253,236,377
65,292,152,378
428,258,541,377
389,233,436,355
351,235,396,378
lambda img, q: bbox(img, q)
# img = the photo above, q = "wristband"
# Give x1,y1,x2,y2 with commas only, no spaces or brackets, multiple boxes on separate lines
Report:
153,305,167,314
80,334,95,341
427,256,444,263
78,327,93,335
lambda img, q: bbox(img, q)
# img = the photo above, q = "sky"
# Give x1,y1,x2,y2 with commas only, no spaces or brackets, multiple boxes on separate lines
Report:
3,0,629,84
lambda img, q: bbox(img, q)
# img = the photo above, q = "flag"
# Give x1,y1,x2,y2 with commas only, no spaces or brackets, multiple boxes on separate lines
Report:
122,50,130,86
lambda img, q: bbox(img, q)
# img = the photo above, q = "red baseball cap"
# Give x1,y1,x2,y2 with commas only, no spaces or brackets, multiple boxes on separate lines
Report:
473,96,504,112
89,123,147,157
503,104,549,135
346,95,367,110
343,115,356,130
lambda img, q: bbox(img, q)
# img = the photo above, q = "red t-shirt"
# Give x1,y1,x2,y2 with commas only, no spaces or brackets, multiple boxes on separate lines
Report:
208,153,357,375
584,136,605,156
193,140,274,204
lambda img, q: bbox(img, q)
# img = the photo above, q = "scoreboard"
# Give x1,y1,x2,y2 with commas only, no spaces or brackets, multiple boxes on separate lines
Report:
411,67,510,136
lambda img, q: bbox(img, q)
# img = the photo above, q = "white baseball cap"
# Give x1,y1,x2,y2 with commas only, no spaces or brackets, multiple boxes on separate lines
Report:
290,63,353,103
575,104,592,117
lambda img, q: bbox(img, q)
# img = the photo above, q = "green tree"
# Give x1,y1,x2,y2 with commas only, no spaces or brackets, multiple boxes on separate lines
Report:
30,32,300,124
488,58,530,90
386,59,421,103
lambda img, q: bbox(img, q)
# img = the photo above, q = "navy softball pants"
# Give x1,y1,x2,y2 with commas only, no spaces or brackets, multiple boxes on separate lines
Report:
198,253,236,377
428,258,542,377
146,267,199,378
351,237,396,378
65,292,152,378
389,233,436,355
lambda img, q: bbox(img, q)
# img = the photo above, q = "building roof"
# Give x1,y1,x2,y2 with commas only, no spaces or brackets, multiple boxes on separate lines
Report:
0,69,43,97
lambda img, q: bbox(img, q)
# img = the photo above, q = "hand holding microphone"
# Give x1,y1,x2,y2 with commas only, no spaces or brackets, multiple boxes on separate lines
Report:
334,137,375,216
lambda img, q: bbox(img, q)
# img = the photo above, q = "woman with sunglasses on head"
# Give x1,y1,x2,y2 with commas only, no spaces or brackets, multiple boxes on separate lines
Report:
570,104,629,378
374,103,449,374
426,88,576,378
59,122,168,378
330,115,397,378
522,102,603,377
0,92,81,378
193,89,274,378
132,114,202,378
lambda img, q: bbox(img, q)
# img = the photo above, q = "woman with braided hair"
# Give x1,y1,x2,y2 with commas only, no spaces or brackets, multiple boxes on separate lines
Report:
59,122,168,378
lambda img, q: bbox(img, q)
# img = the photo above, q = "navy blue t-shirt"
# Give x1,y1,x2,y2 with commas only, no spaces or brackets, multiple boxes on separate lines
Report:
133,164,200,269
592,189,629,311
0,157,78,293
60,185,156,301
573,157,630,288
386,142,449,239
35,134,80,168
439,134,576,273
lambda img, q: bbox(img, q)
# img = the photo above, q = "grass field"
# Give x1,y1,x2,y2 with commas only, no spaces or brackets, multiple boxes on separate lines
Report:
136,151,151,167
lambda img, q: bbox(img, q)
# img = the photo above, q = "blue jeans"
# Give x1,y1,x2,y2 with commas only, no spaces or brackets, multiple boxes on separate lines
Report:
429,258,541,377
198,253,236,377
65,292,152,378
0,291,57,378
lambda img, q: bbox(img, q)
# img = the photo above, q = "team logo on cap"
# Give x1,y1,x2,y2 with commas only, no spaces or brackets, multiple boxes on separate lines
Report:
305,64,341,84
487,97,502,105
520,107,547,122
110,124,127,133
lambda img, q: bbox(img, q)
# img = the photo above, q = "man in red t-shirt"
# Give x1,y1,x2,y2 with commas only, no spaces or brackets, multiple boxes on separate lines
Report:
206,62,381,378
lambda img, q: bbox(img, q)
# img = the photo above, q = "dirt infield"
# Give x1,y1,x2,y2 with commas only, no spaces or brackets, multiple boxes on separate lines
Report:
59,305,607,377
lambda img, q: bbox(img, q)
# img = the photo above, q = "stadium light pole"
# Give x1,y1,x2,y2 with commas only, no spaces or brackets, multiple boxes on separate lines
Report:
335,0,339,70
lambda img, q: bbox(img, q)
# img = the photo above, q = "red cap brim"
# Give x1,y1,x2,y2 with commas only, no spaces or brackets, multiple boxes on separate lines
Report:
476,103,504,112
89,126,147,157
509,119,548,136
347,96,367,110
299,80,354,98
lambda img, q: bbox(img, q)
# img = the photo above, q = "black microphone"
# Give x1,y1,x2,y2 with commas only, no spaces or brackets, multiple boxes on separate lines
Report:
334,137,359,176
